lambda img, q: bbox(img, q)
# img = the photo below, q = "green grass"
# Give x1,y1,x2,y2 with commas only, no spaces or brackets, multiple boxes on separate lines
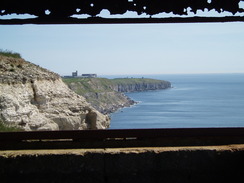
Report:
111,78,164,85
63,77,114,94
0,121,23,132
0,49,22,58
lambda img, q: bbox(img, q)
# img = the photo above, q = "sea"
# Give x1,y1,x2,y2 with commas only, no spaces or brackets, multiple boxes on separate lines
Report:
106,73,244,129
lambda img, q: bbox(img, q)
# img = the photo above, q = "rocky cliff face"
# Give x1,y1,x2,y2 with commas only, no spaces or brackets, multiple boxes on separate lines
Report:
82,91,135,114
112,81,171,93
0,55,110,131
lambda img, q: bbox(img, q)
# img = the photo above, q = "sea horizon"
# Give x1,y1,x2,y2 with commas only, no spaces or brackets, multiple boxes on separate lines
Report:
100,72,244,80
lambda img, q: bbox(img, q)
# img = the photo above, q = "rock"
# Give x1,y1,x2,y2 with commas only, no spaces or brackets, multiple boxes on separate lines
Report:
0,55,110,131
82,91,135,114
113,80,172,93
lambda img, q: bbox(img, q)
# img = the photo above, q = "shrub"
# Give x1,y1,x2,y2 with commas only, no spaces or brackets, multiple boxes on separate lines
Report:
0,49,22,58
9,68,15,72
17,64,23,68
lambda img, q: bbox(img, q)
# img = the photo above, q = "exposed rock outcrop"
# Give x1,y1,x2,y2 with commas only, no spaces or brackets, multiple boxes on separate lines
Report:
0,55,110,131
112,79,171,93
82,91,135,114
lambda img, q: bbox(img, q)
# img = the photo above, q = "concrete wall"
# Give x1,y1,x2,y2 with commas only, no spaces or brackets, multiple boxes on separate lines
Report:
0,145,244,183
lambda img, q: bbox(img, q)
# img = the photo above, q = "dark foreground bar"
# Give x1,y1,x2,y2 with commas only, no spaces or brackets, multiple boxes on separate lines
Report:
1,128,244,149
1,127,244,141
1,16,244,25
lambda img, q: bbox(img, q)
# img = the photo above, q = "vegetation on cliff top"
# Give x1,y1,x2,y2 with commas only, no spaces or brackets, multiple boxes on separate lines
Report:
0,49,22,58
63,77,114,94
63,77,169,94
112,78,167,85
0,54,60,84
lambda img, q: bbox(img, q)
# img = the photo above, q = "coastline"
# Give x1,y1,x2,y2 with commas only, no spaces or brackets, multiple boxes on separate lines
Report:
63,77,171,115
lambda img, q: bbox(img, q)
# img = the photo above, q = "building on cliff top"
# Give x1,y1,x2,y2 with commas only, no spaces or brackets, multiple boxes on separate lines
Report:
63,71,97,78
72,71,78,77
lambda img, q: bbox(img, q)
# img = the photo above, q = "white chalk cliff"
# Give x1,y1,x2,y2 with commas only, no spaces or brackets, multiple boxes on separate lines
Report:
0,55,110,131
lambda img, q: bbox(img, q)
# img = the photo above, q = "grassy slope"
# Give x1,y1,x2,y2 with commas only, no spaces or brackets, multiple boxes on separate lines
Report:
63,77,114,94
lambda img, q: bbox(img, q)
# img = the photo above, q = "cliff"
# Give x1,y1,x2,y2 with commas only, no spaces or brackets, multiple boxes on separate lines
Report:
111,78,171,92
63,77,171,114
0,55,110,131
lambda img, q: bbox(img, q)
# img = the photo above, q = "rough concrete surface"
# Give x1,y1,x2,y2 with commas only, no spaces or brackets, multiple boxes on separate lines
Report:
0,145,244,183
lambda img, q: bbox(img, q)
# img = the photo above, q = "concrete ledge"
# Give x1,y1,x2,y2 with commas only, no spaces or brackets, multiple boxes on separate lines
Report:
1,145,244,183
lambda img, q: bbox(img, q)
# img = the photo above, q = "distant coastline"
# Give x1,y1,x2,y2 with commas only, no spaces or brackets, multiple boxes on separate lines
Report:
63,77,171,114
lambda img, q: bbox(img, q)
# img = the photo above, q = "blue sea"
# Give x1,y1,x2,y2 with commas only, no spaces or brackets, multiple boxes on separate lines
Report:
108,74,244,129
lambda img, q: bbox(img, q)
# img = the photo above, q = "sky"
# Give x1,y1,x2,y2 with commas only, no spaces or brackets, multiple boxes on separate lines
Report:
0,14,244,76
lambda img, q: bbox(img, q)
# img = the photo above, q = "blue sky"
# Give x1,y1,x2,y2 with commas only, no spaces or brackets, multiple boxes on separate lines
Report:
0,22,244,76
